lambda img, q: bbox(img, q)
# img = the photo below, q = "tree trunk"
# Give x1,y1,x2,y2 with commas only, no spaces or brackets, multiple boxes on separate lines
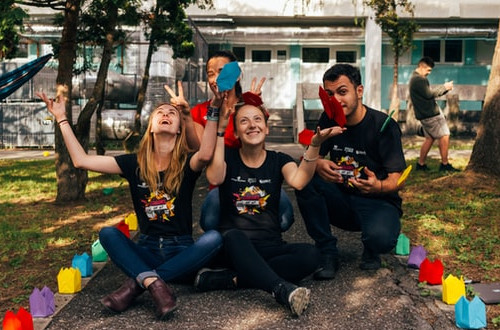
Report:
54,0,85,203
466,20,500,177
95,99,105,155
389,54,400,120
54,1,119,201
124,8,159,153
134,37,155,133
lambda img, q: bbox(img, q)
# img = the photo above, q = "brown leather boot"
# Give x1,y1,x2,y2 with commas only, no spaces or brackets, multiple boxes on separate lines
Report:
147,278,177,320
101,277,145,312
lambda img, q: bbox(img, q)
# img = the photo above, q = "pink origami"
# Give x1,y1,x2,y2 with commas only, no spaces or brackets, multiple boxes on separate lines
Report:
29,286,55,318
408,245,427,269
418,258,444,285
116,220,130,238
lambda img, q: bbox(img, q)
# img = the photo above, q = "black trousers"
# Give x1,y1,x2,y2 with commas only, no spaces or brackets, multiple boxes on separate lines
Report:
210,229,320,293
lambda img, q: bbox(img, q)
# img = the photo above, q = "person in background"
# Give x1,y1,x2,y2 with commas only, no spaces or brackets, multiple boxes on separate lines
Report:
197,97,344,316
37,83,223,320
408,56,458,172
295,64,407,279
182,50,294,232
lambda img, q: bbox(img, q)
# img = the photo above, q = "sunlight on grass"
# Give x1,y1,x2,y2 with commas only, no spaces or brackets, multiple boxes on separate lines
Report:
42,206,123,233
402,156,500,283
47,237,76,247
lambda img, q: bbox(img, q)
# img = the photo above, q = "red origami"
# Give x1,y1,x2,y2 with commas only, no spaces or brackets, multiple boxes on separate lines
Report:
418,258,444,285
3,311,21,330
298,129,314,146
242,92,263,107
116,220,130,238
2,307,33,330
319,86,346,127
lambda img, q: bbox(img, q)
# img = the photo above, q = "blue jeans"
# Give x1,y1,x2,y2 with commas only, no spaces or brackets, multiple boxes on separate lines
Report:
99,227,222,287
200,187,294,232
295,174,401,256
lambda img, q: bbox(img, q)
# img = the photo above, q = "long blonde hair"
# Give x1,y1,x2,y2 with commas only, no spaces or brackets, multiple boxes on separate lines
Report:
137,103,190,195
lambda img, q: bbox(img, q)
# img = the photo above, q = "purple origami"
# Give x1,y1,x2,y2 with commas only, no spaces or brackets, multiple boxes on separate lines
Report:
29,286,55,318
408,245,427,269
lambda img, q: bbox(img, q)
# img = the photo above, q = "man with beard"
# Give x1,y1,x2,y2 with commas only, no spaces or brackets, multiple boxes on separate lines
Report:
295,64,407,279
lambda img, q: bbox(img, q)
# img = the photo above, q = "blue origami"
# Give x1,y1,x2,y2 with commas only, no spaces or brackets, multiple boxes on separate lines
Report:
216,62,241,92
72,252,93,277
455,296,487,329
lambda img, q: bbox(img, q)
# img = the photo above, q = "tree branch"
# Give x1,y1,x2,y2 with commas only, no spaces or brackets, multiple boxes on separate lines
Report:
16,0,66,10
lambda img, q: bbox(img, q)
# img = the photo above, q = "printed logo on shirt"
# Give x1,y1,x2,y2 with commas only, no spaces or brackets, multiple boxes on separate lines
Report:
137,181,149,189
336,155,364,184
142,191,176,222
231,176,247,183
332,144,342,152
233,185,270,215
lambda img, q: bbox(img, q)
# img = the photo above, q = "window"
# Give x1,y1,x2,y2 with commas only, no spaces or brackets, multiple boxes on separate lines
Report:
302,48,329,63
233,47,245,62
445,40,462,62
208,44,221,58
423,40,463,63
277,50,287,61
423,40,440,62
251,50,271,62
336,51,356,63
14,43,28,58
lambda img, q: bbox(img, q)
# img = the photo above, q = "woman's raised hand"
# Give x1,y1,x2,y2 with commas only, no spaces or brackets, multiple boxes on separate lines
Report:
310,126,346,146
250,77,266,96
164,81,190,115
36,92,66,122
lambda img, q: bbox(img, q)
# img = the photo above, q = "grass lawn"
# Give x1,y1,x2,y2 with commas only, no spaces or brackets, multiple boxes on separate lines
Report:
0,142,499,326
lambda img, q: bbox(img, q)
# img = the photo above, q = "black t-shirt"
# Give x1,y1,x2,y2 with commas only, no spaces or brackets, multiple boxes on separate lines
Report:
219,148,294,242
114,153,201,237
318,106,406,211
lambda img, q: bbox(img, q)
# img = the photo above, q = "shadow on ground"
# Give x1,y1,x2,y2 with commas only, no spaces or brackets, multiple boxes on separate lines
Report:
45,178,457,330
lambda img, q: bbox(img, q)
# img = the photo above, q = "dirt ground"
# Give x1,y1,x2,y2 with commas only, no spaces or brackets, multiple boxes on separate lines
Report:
2,137,499,328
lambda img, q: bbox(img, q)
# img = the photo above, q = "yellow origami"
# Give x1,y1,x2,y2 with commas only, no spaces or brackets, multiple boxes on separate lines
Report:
125,212,138,231
442,274,466,305
57,267,82,294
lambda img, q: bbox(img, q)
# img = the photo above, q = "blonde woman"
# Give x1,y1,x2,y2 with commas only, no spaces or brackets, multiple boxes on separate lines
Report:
38,86,222,320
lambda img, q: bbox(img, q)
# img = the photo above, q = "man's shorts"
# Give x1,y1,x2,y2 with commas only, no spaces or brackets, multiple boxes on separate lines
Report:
420,111,450,139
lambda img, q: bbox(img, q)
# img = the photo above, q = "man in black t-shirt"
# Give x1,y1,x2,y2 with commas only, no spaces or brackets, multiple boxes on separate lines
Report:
296,64,407,279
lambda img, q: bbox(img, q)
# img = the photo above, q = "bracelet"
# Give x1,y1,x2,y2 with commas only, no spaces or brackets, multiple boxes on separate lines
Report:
302,152,319,162
57,119,69,126
217,131,225,137
206,106,220,121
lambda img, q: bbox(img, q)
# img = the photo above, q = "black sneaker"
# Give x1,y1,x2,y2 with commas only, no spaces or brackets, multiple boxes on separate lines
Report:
360,248,381,270
415,163,429,171
313,254,340,280
194,268,237,292
439,163,459,172
273,282,310,317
